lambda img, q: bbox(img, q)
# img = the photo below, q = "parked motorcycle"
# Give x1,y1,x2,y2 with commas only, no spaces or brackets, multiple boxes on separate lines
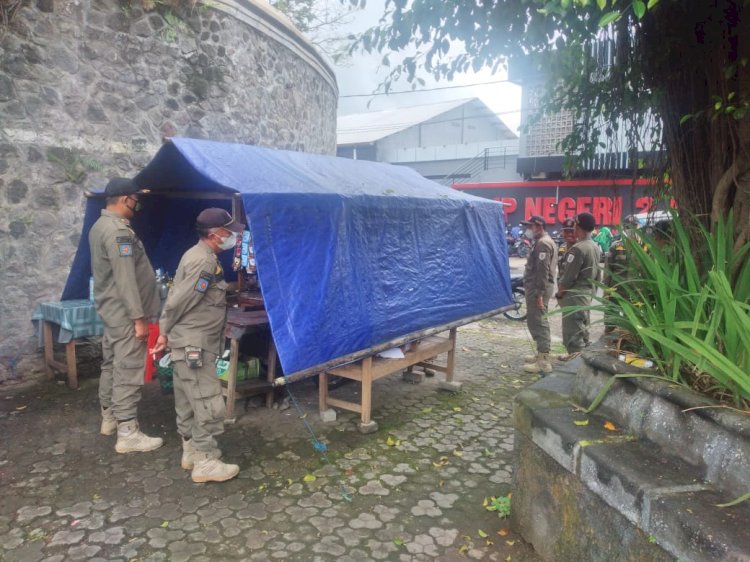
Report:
508,236,532,258
502,275,527,321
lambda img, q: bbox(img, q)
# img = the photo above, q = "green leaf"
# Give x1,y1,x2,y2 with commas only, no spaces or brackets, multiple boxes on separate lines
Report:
679,114,693,125
598,10,620,27
716,491,750,508
596,0,607,10
632,0,646,19
646,0,659,7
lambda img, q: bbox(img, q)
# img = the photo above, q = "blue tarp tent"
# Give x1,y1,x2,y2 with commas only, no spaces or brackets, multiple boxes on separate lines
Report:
63,138,512,376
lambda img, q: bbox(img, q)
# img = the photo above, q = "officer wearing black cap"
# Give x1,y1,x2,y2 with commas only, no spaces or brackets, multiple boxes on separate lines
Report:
555,212,601,360
151,207,244,483
558,218,577,275
520,215,557,375
89,177,163,453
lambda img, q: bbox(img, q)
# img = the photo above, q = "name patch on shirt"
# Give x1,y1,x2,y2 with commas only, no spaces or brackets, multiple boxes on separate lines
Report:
195,270,213,293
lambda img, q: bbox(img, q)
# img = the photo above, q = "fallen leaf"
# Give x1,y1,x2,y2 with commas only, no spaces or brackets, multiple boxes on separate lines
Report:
498,528,509,536
459,544,469,555
485,539,494,546
432,456,450,468
303,474,316,482
393,537,404,547
482,497,489,507
421,407,433,414
462,535,472,542
160,521,169,528
453,407,462,412
506,556,512,561
438,480,444,488
345,468,354,477
452,449,463,457
71,519,80,527
506,540,516,546
258,484,266,491
573,420,589,426
603,421,617,431
461,346,471,352
478,529,488,538
482,352,489,357
15,405,27,411
386,436,396,446
500,364,509,368
287,479,294,487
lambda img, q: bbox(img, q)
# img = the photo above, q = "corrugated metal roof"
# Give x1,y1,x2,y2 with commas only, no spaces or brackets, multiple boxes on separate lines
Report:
337,98,515,146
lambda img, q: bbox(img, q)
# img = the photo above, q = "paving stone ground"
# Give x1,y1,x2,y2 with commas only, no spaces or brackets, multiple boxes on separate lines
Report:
2,261,596,562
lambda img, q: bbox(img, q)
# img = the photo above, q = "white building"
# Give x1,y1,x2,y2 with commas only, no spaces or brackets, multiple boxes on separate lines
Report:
336,98,521,184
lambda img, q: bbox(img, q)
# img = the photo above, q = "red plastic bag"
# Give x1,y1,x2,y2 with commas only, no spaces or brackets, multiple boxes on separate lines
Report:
145,324,160,383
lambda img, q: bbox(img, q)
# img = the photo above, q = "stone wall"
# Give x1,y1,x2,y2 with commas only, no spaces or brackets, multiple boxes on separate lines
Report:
0,0,338,381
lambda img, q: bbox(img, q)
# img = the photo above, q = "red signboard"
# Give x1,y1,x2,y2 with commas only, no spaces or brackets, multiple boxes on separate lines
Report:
452,179,672,229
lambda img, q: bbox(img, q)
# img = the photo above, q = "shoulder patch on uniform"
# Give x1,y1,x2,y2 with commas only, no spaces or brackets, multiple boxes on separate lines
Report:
538,252,546,260
116,235,134,243
566,253,575,263
118,243,133,256
195,271,213,293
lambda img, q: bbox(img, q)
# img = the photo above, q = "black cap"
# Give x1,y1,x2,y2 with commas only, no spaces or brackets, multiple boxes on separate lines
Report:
196,208,244,233
561,218,575,230
575,212,596,232
521,215,546,227
104,177,148,197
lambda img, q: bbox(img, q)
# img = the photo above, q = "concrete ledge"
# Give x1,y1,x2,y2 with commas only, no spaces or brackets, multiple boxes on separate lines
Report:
512,352,750,562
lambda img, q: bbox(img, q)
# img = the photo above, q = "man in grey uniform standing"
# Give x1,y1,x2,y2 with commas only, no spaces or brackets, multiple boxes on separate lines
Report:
556,212,601,361
89,177,163,453
521,215,557,374
151,208,243,483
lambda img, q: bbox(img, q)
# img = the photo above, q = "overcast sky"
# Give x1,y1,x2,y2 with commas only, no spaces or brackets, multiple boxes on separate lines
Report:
321,0,523,134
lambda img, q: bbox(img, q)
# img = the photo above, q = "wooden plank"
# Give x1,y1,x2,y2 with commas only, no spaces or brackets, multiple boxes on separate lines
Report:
318,372,328,412
265,339,276,409
225,337,240,419
361,356,373,425
328,335,452,380
65,340,78,389
326,396,362,414
415,362,447,373
43,321,54,379
281,305,512,384
446,328,457,382
48,359,68,373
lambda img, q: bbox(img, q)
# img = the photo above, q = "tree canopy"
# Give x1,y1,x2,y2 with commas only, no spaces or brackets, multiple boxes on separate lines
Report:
354,0,750,245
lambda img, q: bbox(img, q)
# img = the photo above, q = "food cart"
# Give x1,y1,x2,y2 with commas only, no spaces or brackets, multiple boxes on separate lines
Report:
55,138,514,430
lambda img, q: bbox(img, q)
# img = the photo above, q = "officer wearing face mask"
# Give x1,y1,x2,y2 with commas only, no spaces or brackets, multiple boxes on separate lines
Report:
151,208,244,483
89,177,163,453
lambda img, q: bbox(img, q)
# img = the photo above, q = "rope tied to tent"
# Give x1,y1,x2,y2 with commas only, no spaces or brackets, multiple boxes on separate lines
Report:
283,381,353,503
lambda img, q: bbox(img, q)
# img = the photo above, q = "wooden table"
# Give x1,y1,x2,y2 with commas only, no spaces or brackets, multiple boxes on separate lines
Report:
32,300,104,389
223,308,277,421
319,328,457,432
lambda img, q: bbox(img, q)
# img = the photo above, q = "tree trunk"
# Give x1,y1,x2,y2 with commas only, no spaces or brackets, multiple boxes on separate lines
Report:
640,1,750,240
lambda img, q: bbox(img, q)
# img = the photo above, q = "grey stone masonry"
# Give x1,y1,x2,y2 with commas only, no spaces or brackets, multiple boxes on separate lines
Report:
0,0,337,373
512,349,750,562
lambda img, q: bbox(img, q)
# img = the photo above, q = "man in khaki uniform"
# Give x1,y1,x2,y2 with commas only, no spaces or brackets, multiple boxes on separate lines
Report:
521,215,557,374
556,212,601,360
89,177,163,453
151,208,243,483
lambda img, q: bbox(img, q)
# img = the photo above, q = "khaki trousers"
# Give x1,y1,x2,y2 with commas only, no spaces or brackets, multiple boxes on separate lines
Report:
525,289,552,354
99,323,146,421
560,293,592,353
172,349,225,456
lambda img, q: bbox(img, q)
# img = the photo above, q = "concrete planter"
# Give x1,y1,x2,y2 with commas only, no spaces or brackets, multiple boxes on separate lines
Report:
511,351,750,562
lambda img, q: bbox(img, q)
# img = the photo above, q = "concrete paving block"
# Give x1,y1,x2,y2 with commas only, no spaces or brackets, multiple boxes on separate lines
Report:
358,421,379,434
402,371,424,384
437,381,462,393
320,408,337,423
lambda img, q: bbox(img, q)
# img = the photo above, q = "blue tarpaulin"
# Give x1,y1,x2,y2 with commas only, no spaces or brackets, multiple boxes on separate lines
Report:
62,138,512,375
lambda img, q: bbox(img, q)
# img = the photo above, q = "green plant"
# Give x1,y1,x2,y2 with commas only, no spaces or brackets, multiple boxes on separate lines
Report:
45,147,102,184
161,10,187,43
485,494,511,519
591,210,750,408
